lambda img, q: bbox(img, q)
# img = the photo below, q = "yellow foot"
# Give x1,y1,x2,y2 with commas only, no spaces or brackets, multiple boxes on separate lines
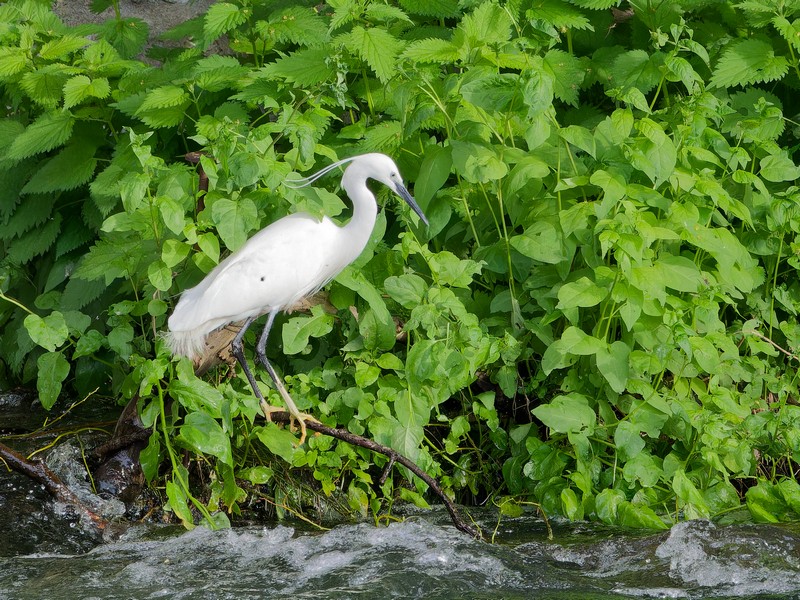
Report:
258,400,320,446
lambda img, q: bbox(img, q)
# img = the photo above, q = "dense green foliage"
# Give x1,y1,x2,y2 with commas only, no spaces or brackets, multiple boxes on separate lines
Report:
2,0,800,529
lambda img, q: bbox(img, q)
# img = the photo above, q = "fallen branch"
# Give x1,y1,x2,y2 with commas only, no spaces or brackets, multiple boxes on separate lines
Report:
269,413,483,540
0,441,109,530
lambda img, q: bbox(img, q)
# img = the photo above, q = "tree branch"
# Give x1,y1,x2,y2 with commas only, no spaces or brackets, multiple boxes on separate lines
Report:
0,441,109,531
270,413,483,540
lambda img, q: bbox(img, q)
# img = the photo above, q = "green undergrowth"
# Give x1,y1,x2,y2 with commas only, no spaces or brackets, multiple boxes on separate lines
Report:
2,0,800,530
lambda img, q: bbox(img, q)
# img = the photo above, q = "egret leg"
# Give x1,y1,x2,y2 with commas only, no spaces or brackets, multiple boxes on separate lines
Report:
230,315,281,422
255,309,319,445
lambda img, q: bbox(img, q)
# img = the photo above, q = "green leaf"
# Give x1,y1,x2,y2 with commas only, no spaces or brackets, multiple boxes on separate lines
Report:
8,111,75,161
211,197,257,251
180,411,233,467
543,49,585,105
21,143,97,194
147,259,172,292
266,48,335,86
655,255,704,293
617,501,668,529
596,341,629,393
166,478,194,527
759,153,800,182
39,35,91,60
451,141,508,183
204,2,249,41
37,351,70,410
595,488,626,524
461,72,522,112
710,39,789,88
344,26,403,83
282,305,335,355
398,0,458,17
510,221,567,264
401,38,460,63
428,251,482,288
415,145,452,207
672,469,710,519
614,420,645,461
63,75,111,110
138,85,189,111
532,393,596,434
254,423,298,462
556,277,608,310
0,47,29,77
7,214,61,264
384,273,427,308
169,377,224,418
24,312,69,352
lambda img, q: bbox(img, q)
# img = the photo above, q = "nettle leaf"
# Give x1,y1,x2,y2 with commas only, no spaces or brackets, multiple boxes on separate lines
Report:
461,2,513,46
7,213,61,264
8,111,75,161
20,65,77,109
0,47,28,77
39,35,91,60
710,39,789,88
22,143,98,194
211,197,257,251
401,37,461,63
265,48,335,86
361,120,402,152
398,0,458,17
526,0,593,31
0,195,56,239
100,17,149,59
138,85,189,111
365,3,413,24
266,7,329,46
773,16,800,52
343,26,403,83
543,49,585,106
63,75,111,110
461,71,522,112
204,2,249,41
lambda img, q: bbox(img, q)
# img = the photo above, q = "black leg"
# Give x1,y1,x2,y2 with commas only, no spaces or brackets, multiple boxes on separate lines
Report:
230,315,265,401
255,310,283,389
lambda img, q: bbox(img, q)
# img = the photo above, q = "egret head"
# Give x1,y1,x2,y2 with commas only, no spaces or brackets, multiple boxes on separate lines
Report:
359,153,429,226
286,153,429,226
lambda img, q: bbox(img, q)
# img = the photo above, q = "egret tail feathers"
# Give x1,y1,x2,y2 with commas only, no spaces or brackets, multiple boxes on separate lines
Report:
164,328,206,359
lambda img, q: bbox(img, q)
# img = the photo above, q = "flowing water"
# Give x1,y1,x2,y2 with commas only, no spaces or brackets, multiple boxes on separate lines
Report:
1,403,798,600
1,488,799,600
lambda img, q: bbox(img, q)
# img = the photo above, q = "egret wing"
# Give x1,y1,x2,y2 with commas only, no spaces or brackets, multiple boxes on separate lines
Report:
169,214,343,332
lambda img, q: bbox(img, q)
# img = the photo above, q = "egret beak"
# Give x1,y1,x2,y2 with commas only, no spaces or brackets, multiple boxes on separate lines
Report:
396,182,429,226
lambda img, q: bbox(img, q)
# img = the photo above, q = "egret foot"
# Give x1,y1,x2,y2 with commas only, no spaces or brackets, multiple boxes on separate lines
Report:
258,399,319,446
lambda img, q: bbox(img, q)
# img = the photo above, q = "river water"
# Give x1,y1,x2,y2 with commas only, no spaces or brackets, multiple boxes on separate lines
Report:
1,499,798,599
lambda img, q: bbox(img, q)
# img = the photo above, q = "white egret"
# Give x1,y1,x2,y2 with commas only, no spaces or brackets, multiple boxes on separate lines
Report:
166,153,428,444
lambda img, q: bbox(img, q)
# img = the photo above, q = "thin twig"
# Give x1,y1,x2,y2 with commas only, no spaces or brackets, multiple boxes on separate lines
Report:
744,328,800,363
